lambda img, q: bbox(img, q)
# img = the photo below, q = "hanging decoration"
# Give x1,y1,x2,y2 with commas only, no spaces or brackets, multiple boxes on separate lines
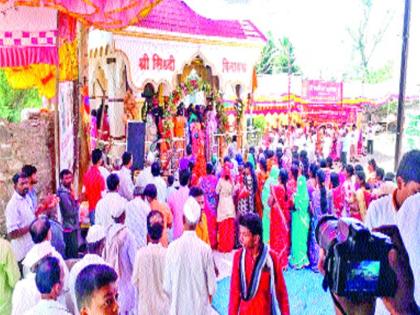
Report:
234,98,245,124
158,77,229,136
3,64,56,98
215,92,228,134
10,0,162,30
0,1,18,15
58,12,78,81
0,27,58,98
58,39,77,81
165,77,211,117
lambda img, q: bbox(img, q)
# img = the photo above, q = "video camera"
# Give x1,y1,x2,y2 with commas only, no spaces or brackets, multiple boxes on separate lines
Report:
315,216,397,301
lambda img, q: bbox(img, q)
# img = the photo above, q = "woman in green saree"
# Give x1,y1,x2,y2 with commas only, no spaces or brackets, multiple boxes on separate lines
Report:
261,166,280,243
290,168,310,268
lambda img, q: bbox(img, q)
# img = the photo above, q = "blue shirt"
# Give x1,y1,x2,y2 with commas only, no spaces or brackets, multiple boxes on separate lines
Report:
27,188,37,211
50,219,65,258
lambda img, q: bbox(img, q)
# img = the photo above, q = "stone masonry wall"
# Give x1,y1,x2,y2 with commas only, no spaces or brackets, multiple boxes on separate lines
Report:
0,112,55,236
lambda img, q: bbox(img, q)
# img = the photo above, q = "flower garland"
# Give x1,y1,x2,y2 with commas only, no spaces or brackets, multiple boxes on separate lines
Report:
214,92,228,134
59,39,78,82
161,78,211,128
234,98,245,124
154,78,228,135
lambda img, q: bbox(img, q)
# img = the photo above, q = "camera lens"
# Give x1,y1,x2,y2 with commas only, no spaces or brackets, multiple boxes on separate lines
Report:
315,215,339,251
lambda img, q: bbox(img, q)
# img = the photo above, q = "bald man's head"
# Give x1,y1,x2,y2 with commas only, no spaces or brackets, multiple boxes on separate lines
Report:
30,216,51,244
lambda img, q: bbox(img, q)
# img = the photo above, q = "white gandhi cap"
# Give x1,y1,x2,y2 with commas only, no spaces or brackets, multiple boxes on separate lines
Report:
183,197,201,225
86,224,106,244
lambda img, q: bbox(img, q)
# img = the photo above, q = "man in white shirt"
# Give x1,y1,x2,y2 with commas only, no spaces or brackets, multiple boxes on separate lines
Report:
118,151,135,200
12,218,68,315
98,156,110,184
125,186,151,248
23,217,69,286
349,124,359,162
394,193,420,307
21,165,38,210
166,175,178,198
69,225,107,314
132,210,170,315
24,256,71,315
365,150,420,314
366,122,375,155
5,172,35,268
163,197,216,315
103,204,137,314
341,130,351,166
135,151,155,189
95,173,127,229
150,162,168,203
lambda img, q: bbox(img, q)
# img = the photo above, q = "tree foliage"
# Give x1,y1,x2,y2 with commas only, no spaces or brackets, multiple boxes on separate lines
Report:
0,69,42,122
253,115,267,135
257,32,300,75
346,0,394,83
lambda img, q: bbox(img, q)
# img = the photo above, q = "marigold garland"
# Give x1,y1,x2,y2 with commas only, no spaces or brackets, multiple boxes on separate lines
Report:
3,64,57,99
158,78,228,135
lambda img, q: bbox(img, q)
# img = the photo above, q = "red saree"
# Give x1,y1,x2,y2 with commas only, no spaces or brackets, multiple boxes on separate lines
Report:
255,170,268,218
269,184,291,269
218,218,235,253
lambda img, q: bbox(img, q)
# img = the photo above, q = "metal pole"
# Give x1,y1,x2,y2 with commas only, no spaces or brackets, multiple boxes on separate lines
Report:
394,0,411,171
54,12,60,190
287,43,291,126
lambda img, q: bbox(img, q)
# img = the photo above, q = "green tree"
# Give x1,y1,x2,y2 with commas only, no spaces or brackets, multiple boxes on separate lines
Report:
347,0,394,83
272,37,300,74
256,32,277,74
253,115,266,135
0,69,42,122
257,33,300,75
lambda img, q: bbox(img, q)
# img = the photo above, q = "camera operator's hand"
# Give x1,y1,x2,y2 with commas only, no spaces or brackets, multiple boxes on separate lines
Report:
373,225,419,315
318,248,376,315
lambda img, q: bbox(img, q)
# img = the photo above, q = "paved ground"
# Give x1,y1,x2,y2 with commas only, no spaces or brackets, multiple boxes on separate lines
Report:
362,132,396,173
210,132,397,315
212,252,334,315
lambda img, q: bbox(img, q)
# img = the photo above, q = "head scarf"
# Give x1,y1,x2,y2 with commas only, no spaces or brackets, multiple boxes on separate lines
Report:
221,165,232,182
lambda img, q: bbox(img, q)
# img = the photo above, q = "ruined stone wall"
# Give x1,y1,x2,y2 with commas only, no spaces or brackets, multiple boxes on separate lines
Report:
0,112,55,236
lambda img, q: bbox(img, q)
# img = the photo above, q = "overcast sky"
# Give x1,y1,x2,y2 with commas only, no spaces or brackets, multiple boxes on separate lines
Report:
185,0,419,87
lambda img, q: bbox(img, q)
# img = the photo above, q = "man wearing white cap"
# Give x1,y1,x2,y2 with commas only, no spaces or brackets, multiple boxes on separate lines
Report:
163,197,217,315
103,203,137,315
68,225,107,314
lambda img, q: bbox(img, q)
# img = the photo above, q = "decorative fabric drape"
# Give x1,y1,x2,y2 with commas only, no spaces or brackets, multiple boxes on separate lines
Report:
3,64,56,98
0,29,58,98
0,46,57,67
13,0,162,30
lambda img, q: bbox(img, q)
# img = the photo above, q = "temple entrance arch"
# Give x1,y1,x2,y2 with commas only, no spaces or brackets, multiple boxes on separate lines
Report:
177,56,219,90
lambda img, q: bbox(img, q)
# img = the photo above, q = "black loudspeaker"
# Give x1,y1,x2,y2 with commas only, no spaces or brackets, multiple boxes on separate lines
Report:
127,121,146,170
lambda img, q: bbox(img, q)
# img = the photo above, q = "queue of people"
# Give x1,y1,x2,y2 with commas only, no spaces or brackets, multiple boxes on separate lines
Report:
1,125,419,315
